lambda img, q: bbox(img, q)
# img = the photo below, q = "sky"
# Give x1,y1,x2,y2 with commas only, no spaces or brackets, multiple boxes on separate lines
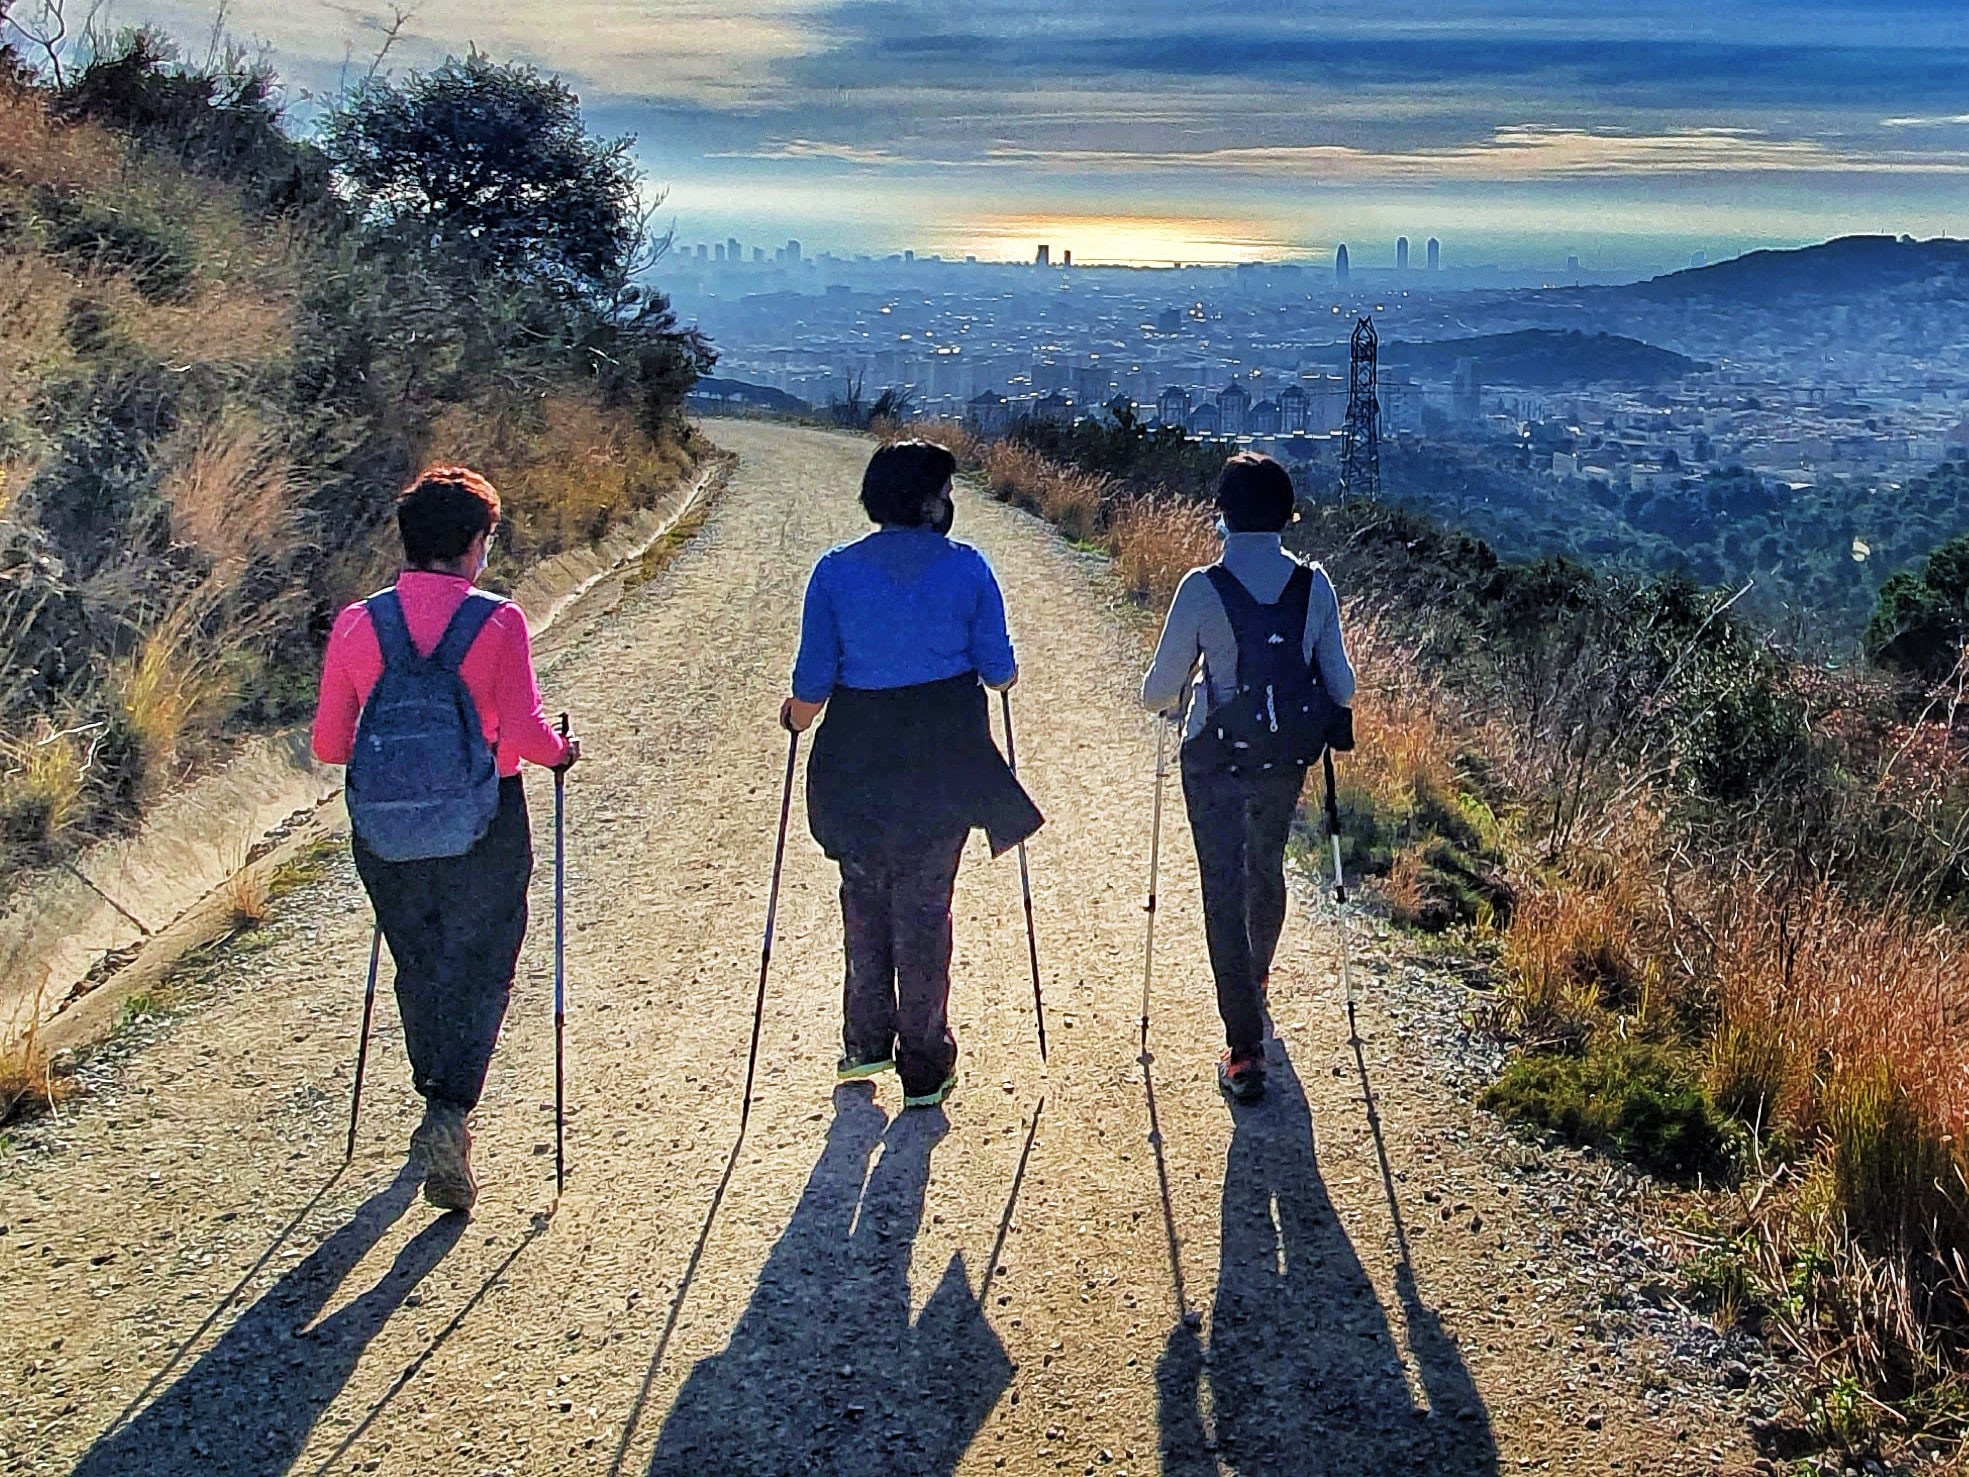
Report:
77,0,1969,269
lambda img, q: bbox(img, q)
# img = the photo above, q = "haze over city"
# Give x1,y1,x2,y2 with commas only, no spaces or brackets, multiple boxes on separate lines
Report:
109,0,1969,270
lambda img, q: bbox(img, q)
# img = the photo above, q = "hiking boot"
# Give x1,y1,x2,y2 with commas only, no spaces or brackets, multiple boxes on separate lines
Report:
1217,1048,1266,1103
412,1102,478,1213
902,1070,957,1110
836,1052,895,1083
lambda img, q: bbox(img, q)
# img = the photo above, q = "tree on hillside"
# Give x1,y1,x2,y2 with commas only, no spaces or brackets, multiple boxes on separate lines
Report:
320,52,640,296
1866,533,1969,682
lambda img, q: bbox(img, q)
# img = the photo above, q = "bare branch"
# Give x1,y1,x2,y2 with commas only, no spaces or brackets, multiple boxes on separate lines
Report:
4,0,71,87
364,5,413,82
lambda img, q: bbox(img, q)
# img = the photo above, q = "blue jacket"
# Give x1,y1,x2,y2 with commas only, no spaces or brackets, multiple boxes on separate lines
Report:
792,528,1017,702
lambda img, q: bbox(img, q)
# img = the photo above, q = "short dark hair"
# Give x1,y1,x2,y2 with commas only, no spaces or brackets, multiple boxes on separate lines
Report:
860,440,958,527
398,466,500,568
1214,453,1295,533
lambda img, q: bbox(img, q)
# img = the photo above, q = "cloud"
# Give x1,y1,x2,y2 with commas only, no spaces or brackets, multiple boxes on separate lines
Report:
1882,114,1969,129
725,125,1969,182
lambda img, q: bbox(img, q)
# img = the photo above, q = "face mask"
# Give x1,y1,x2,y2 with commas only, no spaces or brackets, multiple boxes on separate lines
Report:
1214,515,1230,539
931,494,955,536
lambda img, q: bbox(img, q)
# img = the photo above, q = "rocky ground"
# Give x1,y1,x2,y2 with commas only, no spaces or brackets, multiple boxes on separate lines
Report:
1,419,1772,1475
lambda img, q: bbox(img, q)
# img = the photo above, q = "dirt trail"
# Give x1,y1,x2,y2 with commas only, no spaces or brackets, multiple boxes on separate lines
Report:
0,420,1758,1476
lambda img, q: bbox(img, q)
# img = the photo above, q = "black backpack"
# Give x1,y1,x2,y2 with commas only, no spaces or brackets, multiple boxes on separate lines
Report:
1192,562,1346,776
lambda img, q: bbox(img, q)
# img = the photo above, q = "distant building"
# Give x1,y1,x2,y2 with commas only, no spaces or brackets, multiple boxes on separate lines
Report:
786,239,801,263
726,236,740,262
754,246,766,264
1189,401,1221,437
967,391,1011,436
904,250,915,263
1566,254,1580,276
1396,237,1409,271
1212,382,1244,433
1217,382,1251,436
1062,250,1072,267
714,243,725,263
1427,238,1440,271
1278,384,1310,434
1036,244,1050,267
1452,358,1483,421
1034,391,1074,424
1552,451,1579,477
1248,399,1281,436
1155,307,1181,335
1157,386,1192,427
1335,244,1350,283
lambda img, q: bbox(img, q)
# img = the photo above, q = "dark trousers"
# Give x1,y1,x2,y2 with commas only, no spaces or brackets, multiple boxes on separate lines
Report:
353,775,533,1113
838,828,969,1096
1180,748,1305,1056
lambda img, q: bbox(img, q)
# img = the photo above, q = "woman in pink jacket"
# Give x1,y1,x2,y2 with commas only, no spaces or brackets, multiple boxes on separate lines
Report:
313,466,579,1212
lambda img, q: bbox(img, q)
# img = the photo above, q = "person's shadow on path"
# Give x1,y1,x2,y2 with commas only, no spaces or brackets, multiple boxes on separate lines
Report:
647,1084,1010,1476
73,1164,464,1477
1157,1044,1498,1475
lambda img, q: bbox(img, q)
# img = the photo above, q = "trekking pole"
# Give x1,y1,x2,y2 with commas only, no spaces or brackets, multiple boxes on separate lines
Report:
743,729,800,1133
554,713,570,1195
999,690,1048,1064
344,925,382,1162
1140,719,1169,1056
1322,748,1359,1013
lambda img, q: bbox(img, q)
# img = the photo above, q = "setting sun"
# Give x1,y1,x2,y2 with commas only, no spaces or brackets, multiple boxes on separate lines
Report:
932,213,1293,267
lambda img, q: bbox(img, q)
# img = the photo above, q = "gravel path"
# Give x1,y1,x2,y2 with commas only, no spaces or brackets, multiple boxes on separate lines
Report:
0,420,1762,1476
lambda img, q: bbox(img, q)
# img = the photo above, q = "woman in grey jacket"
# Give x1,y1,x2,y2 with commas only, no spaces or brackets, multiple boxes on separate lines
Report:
1141,454,1355,1102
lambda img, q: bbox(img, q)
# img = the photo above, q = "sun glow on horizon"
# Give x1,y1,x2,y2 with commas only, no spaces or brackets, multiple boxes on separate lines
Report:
930,213,1295,267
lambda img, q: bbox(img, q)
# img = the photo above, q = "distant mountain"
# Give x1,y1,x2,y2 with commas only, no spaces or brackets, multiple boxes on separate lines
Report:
1373,329,1705,387
689,376,811,414
1621,235,1969,304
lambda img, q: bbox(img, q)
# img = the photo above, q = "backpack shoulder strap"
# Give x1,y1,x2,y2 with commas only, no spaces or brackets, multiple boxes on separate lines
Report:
1203,563,1261,626
1281,561,1315,627
364,590,419,672
431,592,507,674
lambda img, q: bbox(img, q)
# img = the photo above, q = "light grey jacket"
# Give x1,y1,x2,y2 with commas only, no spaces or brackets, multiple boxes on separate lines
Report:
1140,533,1356,740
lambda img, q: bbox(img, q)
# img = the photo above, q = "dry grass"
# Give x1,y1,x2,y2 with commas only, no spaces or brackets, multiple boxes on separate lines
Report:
0,251,83,422
226,866,272,930
437,396,700,564
877,417,983,468
114,598,236,782
0,724,87,849
158,411,297,572
1107,497,1217,606
0,967,65,1125
0,78,125,193
1502,877,1663,1043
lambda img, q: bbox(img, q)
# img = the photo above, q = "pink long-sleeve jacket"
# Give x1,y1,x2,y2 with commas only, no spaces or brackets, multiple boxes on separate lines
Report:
311,571,571,777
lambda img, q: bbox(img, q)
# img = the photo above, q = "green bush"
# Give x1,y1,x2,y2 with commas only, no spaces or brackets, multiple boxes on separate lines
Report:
1481,1039,1731,1180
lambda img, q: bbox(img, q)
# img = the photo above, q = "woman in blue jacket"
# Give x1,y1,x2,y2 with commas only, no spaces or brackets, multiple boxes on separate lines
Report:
781,441,1041,1109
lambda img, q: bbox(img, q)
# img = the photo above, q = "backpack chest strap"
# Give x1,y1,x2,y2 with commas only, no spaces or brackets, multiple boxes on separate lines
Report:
1204,562,1314,658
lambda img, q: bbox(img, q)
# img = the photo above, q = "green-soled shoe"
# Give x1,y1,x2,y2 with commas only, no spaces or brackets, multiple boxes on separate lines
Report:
902,1071,956,1110
836,1054,895,1083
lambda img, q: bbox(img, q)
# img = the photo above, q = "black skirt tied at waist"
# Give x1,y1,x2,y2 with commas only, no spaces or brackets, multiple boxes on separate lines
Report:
805,672,1044,861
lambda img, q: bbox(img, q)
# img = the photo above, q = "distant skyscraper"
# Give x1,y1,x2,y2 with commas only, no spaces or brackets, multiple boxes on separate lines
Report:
714,243,725,263
695,243,708,261
1062,249,1072,267
786,239,802,263
726,236,740,262
1335,243,1350,282
1036,244,1050,267
1567,254,1581,276
1396,236,1409,271
753,246,765,264
1427,237,1440,271
904,249,915,263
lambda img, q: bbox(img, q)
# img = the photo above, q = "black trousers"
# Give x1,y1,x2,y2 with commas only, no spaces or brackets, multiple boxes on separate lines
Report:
1180,749,1305,1056
352,775,533,1113
838,828,969,1096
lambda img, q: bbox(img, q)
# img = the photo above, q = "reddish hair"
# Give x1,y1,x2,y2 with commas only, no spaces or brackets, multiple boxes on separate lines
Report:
397,465,501,567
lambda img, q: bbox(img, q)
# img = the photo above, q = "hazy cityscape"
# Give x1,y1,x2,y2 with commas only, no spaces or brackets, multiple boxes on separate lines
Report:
672,233,1969,501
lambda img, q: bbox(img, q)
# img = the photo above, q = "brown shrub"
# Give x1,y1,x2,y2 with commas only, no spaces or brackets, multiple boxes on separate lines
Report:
158,412,296,574
881,417,982,469
0,968,64,1125
1501,878,1660,1044
1107,496,1215,606
0,79,125,192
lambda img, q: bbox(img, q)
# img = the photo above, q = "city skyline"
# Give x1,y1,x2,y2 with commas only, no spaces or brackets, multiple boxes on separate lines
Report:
94,1,1969,269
